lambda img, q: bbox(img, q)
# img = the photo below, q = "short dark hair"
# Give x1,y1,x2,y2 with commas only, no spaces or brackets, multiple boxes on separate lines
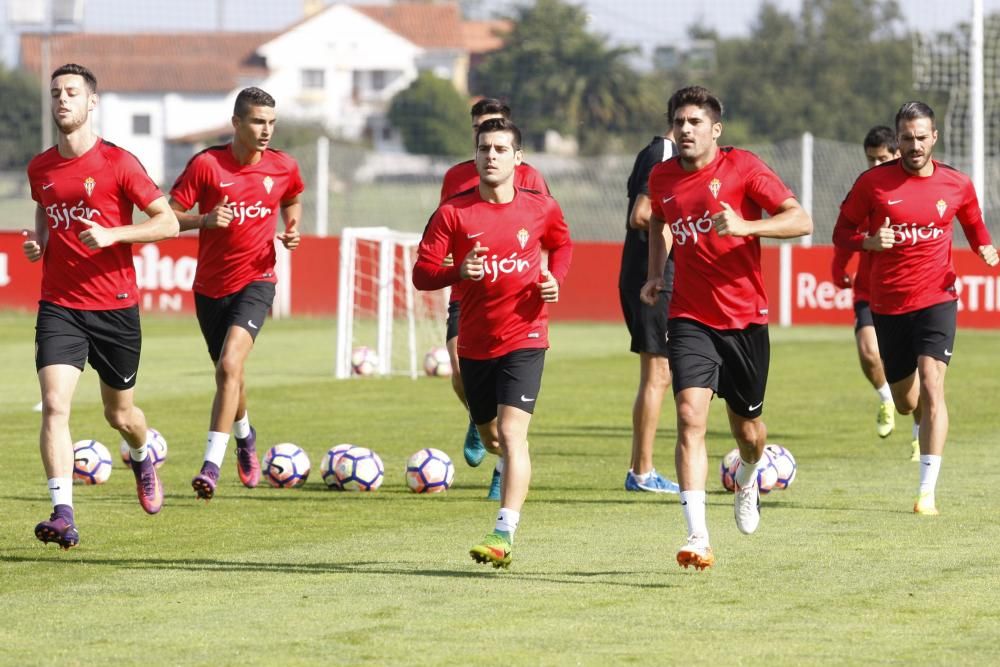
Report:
476,117,521,151
51,63,97,93
668,86,723,123
234,87,275,119
470,98,511,119
863,125,898,153
895,101,935,131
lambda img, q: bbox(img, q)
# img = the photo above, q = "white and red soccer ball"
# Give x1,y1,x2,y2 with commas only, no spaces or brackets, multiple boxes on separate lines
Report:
334,446,384,491
720,445,795,493
423,346,452,377
73,440,113,485
262,443,311,488
321,444,355,489
119,428,168,468
351,346,378,376
406,448,455,493
765,443,797,490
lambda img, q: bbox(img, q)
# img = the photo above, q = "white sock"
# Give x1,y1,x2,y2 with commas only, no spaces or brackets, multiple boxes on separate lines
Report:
494,458,504,474
495,507,520,537
128,429,152,462
912,423,920,440
735,456,759,488
632,469,652,482
876,383,892,403
918,455,942,496
233,413,251,439
204,431,231,467
680,490,708,539
48,477,73,507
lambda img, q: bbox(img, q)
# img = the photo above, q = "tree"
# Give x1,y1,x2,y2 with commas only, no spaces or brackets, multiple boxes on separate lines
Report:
387,72,469,157
0,67,42,170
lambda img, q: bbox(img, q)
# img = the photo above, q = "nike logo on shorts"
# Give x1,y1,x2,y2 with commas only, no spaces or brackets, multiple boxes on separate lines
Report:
248,320,259,329
520,395,536,403
944,349,953,357
122,372,136,383
748,401,763,411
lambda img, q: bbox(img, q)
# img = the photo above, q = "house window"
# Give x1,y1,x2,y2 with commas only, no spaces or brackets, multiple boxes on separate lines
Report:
302,68,325,90
132,114,151,136
371,70,387,91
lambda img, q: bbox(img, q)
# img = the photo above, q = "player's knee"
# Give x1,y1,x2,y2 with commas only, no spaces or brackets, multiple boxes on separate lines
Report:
675,401,705,430
40,394,71,422
215,355,244,385
103,405,132,431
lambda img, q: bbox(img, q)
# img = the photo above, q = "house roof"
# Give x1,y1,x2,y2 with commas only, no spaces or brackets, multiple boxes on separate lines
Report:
461,19,511,54
20,32,275,94
354,3,466,50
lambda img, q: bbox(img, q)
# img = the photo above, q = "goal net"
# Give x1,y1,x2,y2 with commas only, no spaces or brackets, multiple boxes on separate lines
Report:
335,227,448,379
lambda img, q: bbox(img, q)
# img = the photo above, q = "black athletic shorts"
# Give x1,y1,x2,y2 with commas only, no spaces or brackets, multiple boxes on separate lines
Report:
195,281,275,363
446,299,460,342
460,348,545,424
620,258,674,356
853,300,874,332
35,301,142,390
872,300,957,384
667,317,769,419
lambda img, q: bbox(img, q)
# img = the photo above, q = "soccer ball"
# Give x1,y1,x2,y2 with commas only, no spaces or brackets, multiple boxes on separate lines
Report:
321,443,355,489
423,346,452,377
119,428,168,468
756,453,779,494
73,440,113,485
262,443,311,488
351,346,378,376
406,448,455,493
765,444,797,490
334,446,384,492
720,448,741,492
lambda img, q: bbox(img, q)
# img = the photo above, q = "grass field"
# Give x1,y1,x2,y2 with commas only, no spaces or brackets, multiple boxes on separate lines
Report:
1,314,999,665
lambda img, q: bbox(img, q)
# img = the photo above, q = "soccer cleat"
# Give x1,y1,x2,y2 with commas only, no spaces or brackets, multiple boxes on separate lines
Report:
235,426,261,488
734,478,761,535
625,469,680,494
35,512,79,550
486,468,501,501
132,457,164,514
914,492,939,515
910,439,920,462
463,420,486,467
876,401,895,438
191,462,219,501
469,532,512,569
676,534,714,570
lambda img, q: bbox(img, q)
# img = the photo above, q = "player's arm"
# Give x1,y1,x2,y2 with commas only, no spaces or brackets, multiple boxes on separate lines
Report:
169,195,235,232
277,196,302,250
640,210,672,305
413,211,461,291
955,187,998,266
78,196,179,250
629,193,652,231
713,198,812,239
539,205,572,302
830,244,855,287
22,205,48,262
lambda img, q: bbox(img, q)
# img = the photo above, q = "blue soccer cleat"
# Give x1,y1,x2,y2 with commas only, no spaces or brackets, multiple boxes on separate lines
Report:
625,469,680,494
463,420,486,467
486,468,501,501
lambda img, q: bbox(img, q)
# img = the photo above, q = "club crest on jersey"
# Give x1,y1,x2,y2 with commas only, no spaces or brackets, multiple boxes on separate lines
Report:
83,177,95,197
263,176,274,194
935,199,947,218
709,178,721,199
517,227,529,249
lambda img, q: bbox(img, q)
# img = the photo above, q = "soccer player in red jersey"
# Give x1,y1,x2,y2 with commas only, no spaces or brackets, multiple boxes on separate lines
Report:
834,101,998,516
414,118,572,568
831,126,920,457
439,99,549,500
169,87,304,500
24,63,179,549
640,86,812,570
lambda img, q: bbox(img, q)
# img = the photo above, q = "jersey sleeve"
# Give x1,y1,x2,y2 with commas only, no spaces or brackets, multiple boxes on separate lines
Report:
743,154,795,215
439,165,461,204
282,157,305,202
116,150,163,211
833,175,873,251
542,199,573,284
647,163,667,220
956,178,993,250
413,207,461,290
169,153,206,211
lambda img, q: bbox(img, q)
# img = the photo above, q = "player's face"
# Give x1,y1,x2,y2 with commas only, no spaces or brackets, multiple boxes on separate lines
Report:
233,105,276,153
472,113,504,146
50,74,96,135
897,117,937,174
475,130,522,186
672,105,722,168
864,145,899,168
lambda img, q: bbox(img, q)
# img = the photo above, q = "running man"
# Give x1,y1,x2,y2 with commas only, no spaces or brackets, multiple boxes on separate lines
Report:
834,101,997,515
169,87,304,500
641,86,812,570
414,118,572,568
25,63,179,549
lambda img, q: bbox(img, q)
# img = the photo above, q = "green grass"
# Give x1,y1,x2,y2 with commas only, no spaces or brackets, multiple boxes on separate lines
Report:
1,314,999,665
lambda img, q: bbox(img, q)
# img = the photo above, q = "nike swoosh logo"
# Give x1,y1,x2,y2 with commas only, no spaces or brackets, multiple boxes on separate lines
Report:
248,320,259,329
50,486,61,490
467,232,485,239
122,372,136,383
748,401,763,411
220,182,235,188
42,183,54,190
888,199,903,205
661,195,676,203
943,349,952,356
520,395,535,402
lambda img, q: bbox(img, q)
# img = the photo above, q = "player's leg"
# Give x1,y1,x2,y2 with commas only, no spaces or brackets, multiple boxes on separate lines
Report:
874,311,922,461
474,419,504,500
855,302,894,437
447,300,486,467
627,353,677,492
100,382,163,515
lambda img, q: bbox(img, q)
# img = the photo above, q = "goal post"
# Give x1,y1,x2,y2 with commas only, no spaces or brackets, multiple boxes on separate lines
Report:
335,227,449,379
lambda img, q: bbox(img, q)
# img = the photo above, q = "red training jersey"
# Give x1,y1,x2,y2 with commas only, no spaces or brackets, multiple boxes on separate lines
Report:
439,161,550,304
413,187,572,360
170,144,304,298
831,245,872,303
27,139,162,310
648,147,796,329
834,159,991,315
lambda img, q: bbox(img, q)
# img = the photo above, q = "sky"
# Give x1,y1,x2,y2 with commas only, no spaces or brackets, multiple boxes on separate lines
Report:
1,0,996,67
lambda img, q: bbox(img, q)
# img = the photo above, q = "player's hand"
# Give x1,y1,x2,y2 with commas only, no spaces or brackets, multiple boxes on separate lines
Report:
640,278,664,306
978,244,999,267
831,261,852,288
277,219,300,250
538,269,559,302
441,253,455,268
22,229,43,262
862,217,895,251
460,242,488,280
78,217,115,250
205,195,233,229
712,202,751,237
